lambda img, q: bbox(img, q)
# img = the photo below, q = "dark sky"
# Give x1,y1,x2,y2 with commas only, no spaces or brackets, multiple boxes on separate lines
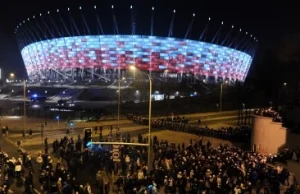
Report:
0,0,299,79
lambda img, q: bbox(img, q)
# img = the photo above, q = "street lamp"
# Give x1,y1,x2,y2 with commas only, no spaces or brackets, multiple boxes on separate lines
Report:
56,115,60,127
220,80,228,112
117,77,125,129
130,65,136,79
23,80,27,142
129,65,152,171
10,73,15,79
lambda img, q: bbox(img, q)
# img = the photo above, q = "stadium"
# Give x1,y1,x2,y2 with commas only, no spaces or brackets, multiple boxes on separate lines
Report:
15,5,256,84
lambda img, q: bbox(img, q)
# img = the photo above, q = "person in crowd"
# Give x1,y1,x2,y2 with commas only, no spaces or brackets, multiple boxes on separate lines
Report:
29,129,33,139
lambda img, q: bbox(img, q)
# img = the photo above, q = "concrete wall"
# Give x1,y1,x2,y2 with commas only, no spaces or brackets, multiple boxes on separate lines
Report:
251,116,300,154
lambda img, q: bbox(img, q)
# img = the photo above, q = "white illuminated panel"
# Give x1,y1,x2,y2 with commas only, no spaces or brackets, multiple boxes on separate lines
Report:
21,35,252,81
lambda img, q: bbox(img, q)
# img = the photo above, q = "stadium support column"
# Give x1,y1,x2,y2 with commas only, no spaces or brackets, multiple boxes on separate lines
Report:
91,68,94,80
103,67,106,78
81,68,84,81
72,68,75,81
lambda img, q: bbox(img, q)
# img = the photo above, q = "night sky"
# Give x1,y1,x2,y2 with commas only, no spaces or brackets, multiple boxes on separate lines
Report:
0,0,299,80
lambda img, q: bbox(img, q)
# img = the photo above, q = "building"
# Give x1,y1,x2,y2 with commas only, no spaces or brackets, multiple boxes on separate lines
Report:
15,5,256,83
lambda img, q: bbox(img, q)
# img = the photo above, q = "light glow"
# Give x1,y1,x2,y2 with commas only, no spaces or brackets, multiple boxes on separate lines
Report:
21,35,252,81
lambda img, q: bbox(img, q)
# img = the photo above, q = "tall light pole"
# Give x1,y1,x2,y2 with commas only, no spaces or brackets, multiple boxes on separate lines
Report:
23,80,27,142
220,80,228,112
130,66,152,171
56,115,60,127
220,84,223,112
117,77,125,129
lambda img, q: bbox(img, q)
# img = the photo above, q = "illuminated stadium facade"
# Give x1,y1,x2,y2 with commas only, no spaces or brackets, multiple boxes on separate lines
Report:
15,5,256,83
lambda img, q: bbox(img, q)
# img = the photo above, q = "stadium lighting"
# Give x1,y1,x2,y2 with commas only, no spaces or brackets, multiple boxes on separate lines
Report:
22,35,252,83
173,9,176,13
152,7,155,11
111,5,114,9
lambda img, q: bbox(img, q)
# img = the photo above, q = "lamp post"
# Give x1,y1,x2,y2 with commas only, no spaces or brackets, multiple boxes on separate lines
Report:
23,80,27,142
56,115,60,127
117,77,125,129
220,80,228,112
130,66,152,171
10,73,15,80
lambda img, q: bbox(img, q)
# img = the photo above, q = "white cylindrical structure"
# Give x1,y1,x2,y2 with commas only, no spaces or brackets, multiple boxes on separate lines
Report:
251,115,300,154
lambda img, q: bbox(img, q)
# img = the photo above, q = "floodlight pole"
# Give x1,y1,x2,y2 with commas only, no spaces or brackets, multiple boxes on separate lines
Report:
130,66,152,171
147,75,152,171
23,80,27,142
118,79,121,129
220,83,223,112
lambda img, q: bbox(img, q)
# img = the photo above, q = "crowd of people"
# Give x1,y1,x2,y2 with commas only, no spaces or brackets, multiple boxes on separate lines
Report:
0,149,33,193
109,134,298,193
129,115,251,143
1,113,299,194
254,108,283,123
